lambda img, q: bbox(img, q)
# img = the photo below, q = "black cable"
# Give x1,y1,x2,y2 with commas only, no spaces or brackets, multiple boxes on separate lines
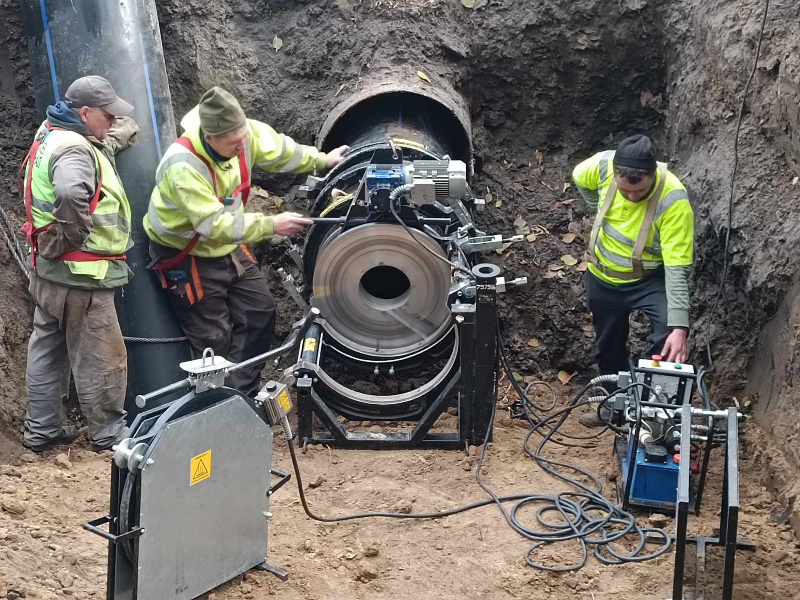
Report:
704,0,770,369
388,200,475,279
284,321,670,572
118,471,138,563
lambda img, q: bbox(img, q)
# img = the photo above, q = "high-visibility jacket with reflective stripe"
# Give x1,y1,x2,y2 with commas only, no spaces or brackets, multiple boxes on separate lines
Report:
573,150,694,328
25,124,133,282
144,105,327,257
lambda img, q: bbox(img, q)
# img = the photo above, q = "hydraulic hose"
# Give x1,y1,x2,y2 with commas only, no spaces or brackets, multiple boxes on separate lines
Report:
280,320,671,572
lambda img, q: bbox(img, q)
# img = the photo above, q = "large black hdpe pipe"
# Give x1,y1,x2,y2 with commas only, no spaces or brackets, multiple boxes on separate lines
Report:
304,80,473,285
20,0,190,417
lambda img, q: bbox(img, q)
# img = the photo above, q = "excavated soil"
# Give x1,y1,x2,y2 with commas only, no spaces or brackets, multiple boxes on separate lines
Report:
2,0,800,597
2,392,800,600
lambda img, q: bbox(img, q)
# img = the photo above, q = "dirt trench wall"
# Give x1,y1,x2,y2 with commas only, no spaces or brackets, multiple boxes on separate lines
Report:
0,0,799,472
0,0,36,429
658,0,800,523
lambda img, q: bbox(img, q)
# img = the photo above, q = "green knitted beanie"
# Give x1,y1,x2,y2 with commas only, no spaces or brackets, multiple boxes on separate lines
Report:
198,87,247,136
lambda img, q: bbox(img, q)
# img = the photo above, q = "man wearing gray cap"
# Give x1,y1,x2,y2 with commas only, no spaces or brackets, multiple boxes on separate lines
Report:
20,75,139,451
144,86,348,398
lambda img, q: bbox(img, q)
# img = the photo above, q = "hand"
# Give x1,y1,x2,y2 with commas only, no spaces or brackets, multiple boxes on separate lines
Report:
660,329,688,363
325,145,350,169
272,212,312,236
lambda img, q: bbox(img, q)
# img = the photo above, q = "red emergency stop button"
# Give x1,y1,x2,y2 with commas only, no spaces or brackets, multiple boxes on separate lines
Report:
652,354,662,367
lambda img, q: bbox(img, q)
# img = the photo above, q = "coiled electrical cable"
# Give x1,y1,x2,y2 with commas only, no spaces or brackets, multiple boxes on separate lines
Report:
284,318,671,572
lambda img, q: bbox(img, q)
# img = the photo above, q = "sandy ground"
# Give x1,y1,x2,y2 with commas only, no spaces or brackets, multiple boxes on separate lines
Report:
1,386,799,600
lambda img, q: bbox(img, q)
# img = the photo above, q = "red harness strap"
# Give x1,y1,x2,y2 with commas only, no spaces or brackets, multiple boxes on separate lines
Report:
20,123,125,267
153,136,250,271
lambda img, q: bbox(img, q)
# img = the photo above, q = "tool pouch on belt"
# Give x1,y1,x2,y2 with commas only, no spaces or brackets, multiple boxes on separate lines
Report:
148,242,204,306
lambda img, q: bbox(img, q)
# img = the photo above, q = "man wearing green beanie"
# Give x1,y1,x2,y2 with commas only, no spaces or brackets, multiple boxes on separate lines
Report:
144,86,348,397
572,135,694,427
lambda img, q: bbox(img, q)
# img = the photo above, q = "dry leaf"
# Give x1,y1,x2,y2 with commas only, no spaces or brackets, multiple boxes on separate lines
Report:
512,372,524,383
560,199,575,205
560,254,578,266
461,0,476,6
562,233,576,244
793,176,799,186
544,270,562,279
485,192,493,203
549,264,565,271
523,375,539,384
495,200,503,208
576,261,588,272
535,150,544,165
557,371,577,385
335,84,347,97
527,338,540,347
251,186,270,199
272,35,283,51
495,242,512,255
513,215,530,235
417,71,431,83
567,220,583,234
581,325,594,332
274,196,285,210
562,182,571,193
526,232,537,243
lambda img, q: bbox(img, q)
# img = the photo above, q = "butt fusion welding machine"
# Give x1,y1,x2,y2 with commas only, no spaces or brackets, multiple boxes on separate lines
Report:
609,357,754,600
84,310,320,600
610,356,731,514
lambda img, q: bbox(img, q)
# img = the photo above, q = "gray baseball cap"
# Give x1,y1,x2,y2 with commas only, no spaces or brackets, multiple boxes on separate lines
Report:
65,76,134,116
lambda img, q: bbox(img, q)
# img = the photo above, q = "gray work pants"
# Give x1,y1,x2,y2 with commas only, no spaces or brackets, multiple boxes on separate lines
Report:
24,274,128,447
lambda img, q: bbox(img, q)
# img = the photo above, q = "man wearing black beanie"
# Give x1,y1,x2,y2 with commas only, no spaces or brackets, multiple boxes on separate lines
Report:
572,135,694,427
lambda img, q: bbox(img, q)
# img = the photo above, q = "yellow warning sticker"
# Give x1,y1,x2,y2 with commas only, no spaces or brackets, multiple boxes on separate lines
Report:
190,450,212,486
277,389,293,414
303,338,317,353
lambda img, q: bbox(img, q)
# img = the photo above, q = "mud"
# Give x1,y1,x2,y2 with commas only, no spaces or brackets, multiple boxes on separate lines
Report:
1,0,800,596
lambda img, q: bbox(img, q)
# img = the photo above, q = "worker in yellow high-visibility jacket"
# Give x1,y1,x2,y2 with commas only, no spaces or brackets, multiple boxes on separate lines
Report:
144,87,348,397
572,135,694,426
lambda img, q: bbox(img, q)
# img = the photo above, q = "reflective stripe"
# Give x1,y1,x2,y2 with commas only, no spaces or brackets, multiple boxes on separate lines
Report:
595,236,661,269
279,143,305,173
255,134,287,167
576,184,599,207
82,245,122,256
601,221,661,256
92,213,130,233
244,138,252,174
30,195,54,214
195,206,225,237
156,151,215,190
147,201,197,240
655,189,690,222
598,150,614,183
231,214,245,244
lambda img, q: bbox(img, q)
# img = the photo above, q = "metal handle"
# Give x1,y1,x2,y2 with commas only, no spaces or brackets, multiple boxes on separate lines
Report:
83,515,143,544
268,468,292,497
136,310,320,408
135,377,192,409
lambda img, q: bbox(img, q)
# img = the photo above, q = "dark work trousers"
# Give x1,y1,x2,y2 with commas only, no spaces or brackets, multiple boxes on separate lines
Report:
154,244,276,398
584,268,670,378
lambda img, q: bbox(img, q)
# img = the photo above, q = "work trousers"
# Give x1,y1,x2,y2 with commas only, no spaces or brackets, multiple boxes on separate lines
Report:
156,244,276,398
584,268,670,377
24,274,128,448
